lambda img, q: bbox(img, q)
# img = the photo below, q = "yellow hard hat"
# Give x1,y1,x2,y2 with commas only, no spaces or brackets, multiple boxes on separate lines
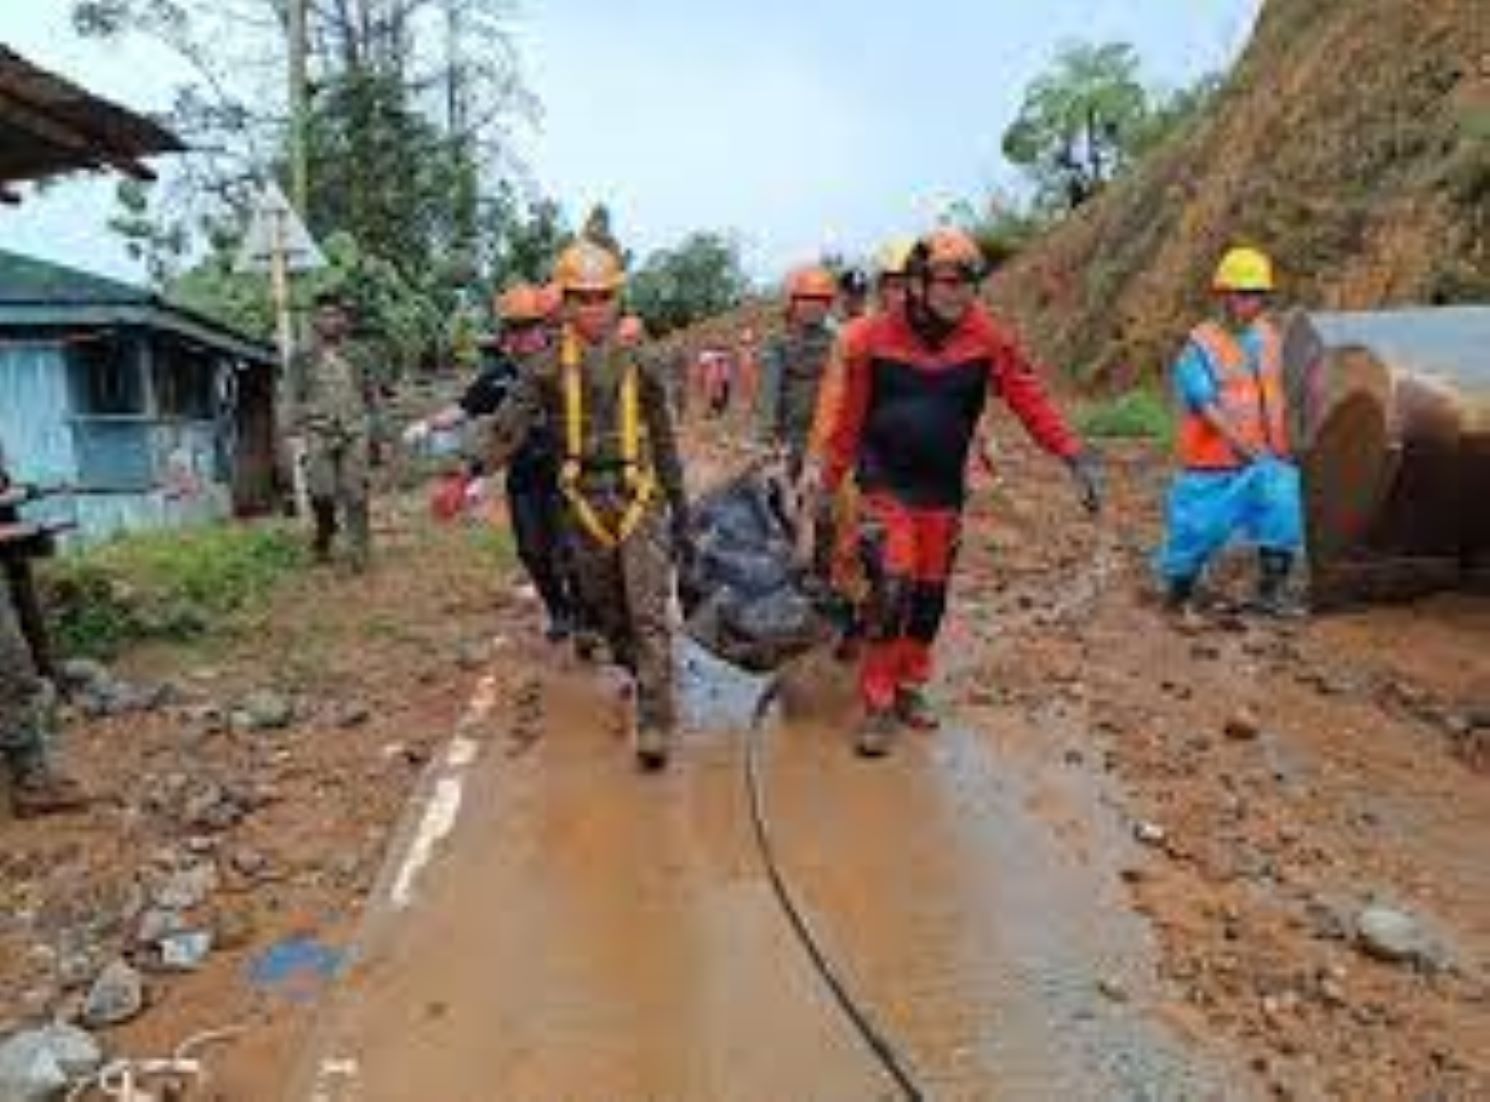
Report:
876,237,917,278
1213,246,1275,293
554,239,625,294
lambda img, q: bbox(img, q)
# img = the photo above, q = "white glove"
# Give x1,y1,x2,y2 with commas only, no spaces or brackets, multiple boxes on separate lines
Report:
463,476,490,510
402,420,432,447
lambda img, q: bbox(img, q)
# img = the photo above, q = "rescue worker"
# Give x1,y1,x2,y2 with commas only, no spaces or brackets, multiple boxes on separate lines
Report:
0,462,85,816
484,239,690,771
822,228,1102,758
283,289,377,570
837,265,872,324
758,265,838,476
799,238,917,657
1155,246,1303,616
405,284,581,641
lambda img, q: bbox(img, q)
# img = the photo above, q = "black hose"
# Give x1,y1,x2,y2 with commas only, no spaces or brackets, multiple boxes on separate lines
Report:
743,678,928,1101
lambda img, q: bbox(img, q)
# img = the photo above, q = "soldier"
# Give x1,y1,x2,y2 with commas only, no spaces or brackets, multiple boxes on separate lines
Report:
757,265,838,477
0,530,85,817
484,239,690,771
283,289,377,570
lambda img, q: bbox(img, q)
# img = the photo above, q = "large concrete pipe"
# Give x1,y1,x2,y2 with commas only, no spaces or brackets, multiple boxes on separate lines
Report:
1283,307,1490,608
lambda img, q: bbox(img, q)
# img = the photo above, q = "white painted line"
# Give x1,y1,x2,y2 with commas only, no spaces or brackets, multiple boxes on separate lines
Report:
389,775,465,910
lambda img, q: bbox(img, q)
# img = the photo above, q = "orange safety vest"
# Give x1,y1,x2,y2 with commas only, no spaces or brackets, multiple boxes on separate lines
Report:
1176,319,1290,470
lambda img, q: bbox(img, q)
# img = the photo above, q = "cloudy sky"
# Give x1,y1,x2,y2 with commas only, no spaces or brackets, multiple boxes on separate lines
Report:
3,0,1260,282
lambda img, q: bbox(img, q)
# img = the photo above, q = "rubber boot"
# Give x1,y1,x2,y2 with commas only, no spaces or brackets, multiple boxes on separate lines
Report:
1252,550,1297,617
311,498,338,563
344,499,371,574
9,760,87,819
855,709,897,759
635,726,670,772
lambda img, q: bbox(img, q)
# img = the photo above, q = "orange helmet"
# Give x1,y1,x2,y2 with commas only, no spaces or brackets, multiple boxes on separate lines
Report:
553,239,624,294
914,228,984,279
617,315,646,345
535,282,563,319
785,265,837,302
494,283,546,324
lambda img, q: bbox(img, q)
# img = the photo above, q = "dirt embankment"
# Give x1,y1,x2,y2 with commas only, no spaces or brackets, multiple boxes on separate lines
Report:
991,0,1490,386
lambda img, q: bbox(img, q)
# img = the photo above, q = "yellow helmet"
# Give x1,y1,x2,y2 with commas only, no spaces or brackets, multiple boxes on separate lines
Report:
1213,246,1275,293
876,237,917,278
553,239,625,294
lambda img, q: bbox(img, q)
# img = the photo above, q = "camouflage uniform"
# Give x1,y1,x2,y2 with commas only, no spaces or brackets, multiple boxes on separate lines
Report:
758,323,836,475
487,338,687,754
283,341,375,566
0,580,51,778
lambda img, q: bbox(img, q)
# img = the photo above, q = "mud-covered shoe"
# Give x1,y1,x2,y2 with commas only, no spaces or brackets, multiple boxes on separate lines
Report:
9,766,88,819
635,726,670,772
894,688,940,732
855,710,897,759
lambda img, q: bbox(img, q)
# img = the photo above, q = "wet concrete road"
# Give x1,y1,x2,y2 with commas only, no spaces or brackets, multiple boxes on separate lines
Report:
289,644,1245,1101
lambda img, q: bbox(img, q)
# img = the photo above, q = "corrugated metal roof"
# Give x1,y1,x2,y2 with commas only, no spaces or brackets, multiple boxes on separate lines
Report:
0,46,183,190
0,249,275,365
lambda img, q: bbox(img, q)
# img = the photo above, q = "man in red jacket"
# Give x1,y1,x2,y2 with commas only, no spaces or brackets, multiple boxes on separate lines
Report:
822,228,1102,757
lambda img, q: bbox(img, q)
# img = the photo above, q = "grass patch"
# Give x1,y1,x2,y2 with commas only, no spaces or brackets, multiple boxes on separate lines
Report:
1078,388,1174,443
468,523,518,574
40,521,308,659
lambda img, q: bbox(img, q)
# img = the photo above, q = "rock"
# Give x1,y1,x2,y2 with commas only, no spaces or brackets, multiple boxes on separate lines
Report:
181,781,243,831
158,930,213,971
455,639,494,671
0,1023,104,1101
150,861,219,911
81,960,145,1027
60,658,110,692
211,906,258,951
228,847,269,880
333,702,372,729
1356,904,1435,966
237,689,294,731
136,907,187,948
1097,978,1130,1003
1134,821,1168,846
1224,710,1261,741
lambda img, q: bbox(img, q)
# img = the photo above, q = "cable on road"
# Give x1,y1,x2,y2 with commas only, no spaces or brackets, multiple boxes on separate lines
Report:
743,678,928,1101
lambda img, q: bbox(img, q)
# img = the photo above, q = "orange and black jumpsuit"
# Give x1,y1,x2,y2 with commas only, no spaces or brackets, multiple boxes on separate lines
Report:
823,304,1080,713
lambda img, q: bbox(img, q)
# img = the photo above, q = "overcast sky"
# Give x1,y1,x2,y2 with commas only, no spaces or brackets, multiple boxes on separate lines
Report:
3,0,1260,283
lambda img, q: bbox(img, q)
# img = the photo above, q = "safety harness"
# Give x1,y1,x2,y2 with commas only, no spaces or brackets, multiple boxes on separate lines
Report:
559,326,656,548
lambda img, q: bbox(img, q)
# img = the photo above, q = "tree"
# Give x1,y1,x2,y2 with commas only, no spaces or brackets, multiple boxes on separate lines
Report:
627,233,749,336
1002,41,1151,212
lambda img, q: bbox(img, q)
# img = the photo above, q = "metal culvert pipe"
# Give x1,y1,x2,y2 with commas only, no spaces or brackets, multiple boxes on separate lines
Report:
1282,307,1490,608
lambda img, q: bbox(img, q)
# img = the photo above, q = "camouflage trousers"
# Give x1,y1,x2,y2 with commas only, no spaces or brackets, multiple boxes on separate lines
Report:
0,584,50,773
569,503,676,733
303,427,371,561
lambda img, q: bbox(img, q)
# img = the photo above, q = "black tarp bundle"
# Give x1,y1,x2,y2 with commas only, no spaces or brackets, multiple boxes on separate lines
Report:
678,466,835,672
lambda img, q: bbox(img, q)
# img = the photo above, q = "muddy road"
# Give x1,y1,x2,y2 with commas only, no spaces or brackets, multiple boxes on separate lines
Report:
0,434,1484,1100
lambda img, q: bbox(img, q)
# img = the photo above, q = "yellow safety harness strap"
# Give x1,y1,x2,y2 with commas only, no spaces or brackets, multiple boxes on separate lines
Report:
559,326,656,549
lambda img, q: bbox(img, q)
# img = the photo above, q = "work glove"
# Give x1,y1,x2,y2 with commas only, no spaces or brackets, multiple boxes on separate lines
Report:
402,419,432,448
1066,448,1104,516
463,475,490,512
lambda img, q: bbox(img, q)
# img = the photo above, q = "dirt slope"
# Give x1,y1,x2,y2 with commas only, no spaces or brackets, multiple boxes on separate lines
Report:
991,0,1490,386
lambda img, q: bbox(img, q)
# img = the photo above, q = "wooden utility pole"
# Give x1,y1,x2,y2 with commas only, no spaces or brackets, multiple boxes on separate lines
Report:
288,0,310,213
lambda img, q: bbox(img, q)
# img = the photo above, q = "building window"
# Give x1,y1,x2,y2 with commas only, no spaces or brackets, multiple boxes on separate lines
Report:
67,332,152,491
152,339,220,422
67,332,144,415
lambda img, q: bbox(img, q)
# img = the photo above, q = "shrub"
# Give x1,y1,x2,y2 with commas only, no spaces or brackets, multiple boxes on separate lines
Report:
1078,388,1174,443
40,522,307,658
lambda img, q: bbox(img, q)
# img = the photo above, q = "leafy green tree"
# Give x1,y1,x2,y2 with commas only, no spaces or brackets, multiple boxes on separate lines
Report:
481,181,570,287
627,232,748,336
1002,41,1151,211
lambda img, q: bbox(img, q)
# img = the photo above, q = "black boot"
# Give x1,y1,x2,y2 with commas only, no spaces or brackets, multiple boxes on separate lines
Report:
1164,574,1197,612
1253,550,1297,616
311,498,338,563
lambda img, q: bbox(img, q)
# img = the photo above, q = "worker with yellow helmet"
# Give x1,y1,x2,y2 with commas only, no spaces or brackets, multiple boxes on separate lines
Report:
483,236,690,771
1155,245,1304,617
